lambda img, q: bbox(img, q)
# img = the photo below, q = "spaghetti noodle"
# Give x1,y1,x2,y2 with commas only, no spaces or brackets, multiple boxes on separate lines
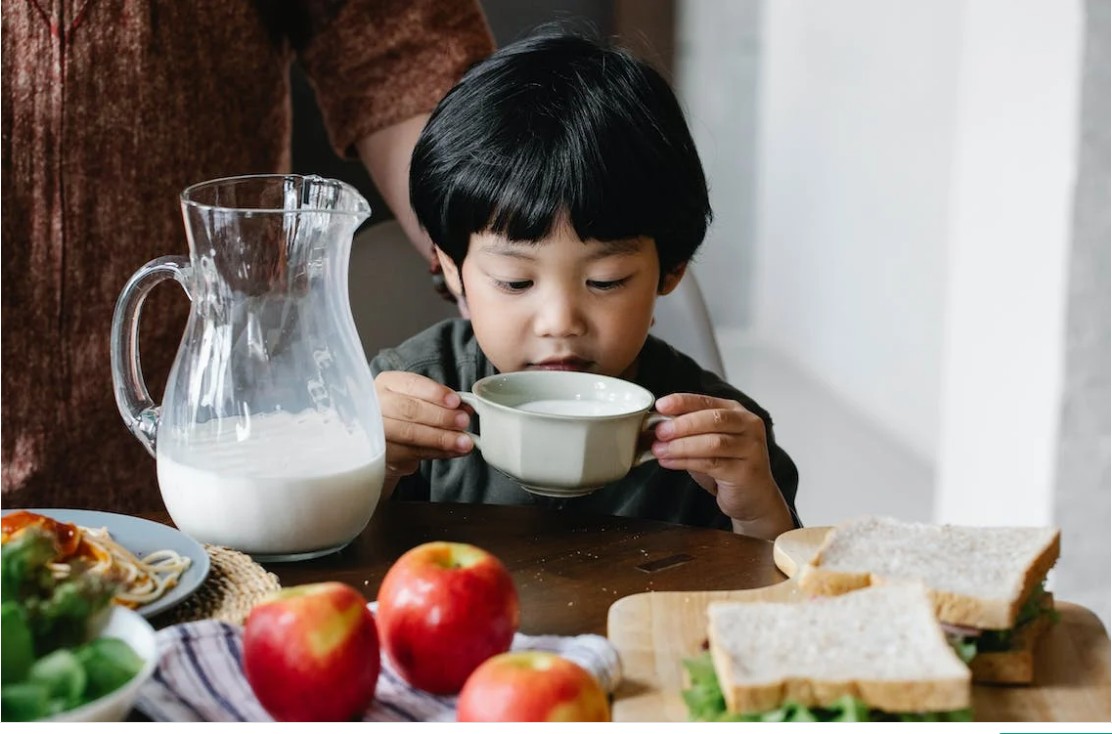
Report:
1,511,192,609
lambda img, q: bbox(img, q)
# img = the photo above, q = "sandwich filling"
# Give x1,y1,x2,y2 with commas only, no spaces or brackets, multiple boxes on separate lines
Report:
945,580,1058,663
682,653,972,723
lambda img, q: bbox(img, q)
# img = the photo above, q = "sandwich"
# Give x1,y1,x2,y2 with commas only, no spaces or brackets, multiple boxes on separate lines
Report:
797,515,1061,684
683,584,972,721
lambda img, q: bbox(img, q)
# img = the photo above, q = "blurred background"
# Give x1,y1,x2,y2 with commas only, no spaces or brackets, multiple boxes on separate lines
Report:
296,0,1109,624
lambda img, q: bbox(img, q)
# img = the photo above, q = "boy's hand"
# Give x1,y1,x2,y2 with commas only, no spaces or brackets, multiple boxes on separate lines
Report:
375,371,474,481
650,393,794,541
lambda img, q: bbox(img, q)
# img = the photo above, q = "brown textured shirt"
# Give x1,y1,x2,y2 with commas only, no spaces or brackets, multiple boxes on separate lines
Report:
1,0,493,512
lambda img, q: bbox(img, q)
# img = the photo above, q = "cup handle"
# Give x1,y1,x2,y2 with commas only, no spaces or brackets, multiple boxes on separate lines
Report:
110,255,192,458
634,411,670,466
455,392,482,450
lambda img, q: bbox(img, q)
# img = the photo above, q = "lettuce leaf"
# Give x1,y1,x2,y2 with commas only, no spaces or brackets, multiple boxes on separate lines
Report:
975,580,1057,653
949,636,979,664
680,653,729,720
681,652,972,722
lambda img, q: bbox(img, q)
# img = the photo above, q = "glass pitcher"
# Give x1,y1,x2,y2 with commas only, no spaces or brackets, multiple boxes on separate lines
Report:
111,174,385,561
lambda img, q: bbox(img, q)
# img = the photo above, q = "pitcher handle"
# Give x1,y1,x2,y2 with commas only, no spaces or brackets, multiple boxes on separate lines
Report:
110,255,192,458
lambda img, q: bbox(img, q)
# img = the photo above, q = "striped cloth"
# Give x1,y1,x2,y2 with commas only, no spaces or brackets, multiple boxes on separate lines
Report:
135,605,622,722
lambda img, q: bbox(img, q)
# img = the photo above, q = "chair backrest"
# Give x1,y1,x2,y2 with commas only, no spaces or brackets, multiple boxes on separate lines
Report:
349,220,726,377
649,272,727,377
348,221,457,361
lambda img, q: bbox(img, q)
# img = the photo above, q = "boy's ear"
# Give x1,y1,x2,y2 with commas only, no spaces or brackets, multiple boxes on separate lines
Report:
434,247,465,301
658,262,688,296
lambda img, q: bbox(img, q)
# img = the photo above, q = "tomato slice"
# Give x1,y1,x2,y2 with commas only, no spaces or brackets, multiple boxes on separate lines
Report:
1,510,83,557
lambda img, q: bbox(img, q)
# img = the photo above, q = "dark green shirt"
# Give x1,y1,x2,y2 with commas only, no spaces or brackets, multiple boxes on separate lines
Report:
370,319,800,530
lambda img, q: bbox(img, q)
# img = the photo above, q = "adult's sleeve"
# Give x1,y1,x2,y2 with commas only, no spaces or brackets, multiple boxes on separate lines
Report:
296,0,495,158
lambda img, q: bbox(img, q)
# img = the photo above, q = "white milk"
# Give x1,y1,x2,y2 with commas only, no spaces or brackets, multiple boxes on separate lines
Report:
156,411,384,556
515,399,636,417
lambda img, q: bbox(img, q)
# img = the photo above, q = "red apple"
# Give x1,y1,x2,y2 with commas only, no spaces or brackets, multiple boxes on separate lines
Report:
457,651,611,722
243,582,380,721
376,541,519,694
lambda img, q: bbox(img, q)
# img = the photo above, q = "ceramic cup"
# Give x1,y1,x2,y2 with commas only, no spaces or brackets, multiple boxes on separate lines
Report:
457,371,665,497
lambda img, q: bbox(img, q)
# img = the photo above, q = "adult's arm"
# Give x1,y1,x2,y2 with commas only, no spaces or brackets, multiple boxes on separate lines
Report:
297,0,494,262
355,115,434,265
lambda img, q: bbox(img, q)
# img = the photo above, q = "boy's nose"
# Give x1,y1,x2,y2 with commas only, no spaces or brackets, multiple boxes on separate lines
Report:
533,292,586,338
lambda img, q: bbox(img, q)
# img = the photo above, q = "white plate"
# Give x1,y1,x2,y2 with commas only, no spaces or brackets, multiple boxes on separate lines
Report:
2,508,210,619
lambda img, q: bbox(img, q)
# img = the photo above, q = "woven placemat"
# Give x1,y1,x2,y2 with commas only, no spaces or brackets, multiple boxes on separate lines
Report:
153,545,281,628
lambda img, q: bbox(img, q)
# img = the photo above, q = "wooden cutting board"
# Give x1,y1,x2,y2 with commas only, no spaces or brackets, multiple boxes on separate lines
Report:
607,526,1111,722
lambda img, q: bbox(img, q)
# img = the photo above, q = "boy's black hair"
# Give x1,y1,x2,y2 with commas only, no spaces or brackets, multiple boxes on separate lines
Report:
409,30,712,277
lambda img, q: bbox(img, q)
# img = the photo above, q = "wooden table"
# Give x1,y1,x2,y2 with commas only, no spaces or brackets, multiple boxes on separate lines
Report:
137,504,1108,722
253,501,785,637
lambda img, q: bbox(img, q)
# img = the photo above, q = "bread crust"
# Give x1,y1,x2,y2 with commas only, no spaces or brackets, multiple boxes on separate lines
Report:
717,673,972,716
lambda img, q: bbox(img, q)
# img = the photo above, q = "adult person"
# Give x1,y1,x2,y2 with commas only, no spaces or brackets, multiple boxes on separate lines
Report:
1,1,494,513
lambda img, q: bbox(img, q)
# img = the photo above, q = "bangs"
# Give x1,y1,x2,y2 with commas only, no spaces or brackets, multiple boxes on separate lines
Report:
443,113,652,248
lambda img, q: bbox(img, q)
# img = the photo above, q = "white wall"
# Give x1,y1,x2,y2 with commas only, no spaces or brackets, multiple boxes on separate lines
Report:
675,0,762,329
752,0,963,465
934,0,1083,526
1050,0,1110,629
681,0,1101,623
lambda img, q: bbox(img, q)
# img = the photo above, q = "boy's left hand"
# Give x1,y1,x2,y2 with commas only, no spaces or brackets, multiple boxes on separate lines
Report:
651,393,794,540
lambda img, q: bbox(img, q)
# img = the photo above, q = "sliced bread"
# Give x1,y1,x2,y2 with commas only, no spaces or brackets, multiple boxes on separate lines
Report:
797,516,1060,629
707,584,971,714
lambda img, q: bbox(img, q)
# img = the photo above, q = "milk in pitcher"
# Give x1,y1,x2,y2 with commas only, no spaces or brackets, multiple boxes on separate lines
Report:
157,410,384,556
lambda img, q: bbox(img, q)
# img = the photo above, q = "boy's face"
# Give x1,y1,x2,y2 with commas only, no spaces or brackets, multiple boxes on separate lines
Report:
437,217,684,380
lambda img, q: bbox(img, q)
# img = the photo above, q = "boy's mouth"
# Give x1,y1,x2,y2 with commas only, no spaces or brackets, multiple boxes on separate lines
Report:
528,357,592,371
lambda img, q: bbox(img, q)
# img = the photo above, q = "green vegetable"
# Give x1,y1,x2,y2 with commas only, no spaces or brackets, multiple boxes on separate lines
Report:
681,652,973,722
1,682,50,722
974,580,1057,654
1,529,56,602
680,653,728,719
1,602,35,682
949,636,979,664
1,527,143,721
29,649,87,710
2,527,117,654
75,639,144,699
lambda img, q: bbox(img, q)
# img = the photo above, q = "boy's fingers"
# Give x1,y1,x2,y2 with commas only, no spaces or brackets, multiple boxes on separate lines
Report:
654,392,725,415
379,390,472,431
656,456,733,475
377,370,462,409
384,417,473,455
655,406,762,441
653,433,748,461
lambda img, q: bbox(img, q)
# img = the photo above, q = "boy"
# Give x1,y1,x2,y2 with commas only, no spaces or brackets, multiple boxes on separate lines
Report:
371,32,799,541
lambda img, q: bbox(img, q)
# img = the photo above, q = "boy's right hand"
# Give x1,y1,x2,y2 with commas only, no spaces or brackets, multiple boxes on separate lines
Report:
374,371,475,480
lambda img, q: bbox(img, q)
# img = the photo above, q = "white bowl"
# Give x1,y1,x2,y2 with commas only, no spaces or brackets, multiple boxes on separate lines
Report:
46,606,159,722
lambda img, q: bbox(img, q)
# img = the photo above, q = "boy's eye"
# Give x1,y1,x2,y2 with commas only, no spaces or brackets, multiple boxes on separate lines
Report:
587,277,630,291
495,279,533,293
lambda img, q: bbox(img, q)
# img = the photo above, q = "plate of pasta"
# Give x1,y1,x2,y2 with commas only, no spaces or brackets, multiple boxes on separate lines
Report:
1,508,210,619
